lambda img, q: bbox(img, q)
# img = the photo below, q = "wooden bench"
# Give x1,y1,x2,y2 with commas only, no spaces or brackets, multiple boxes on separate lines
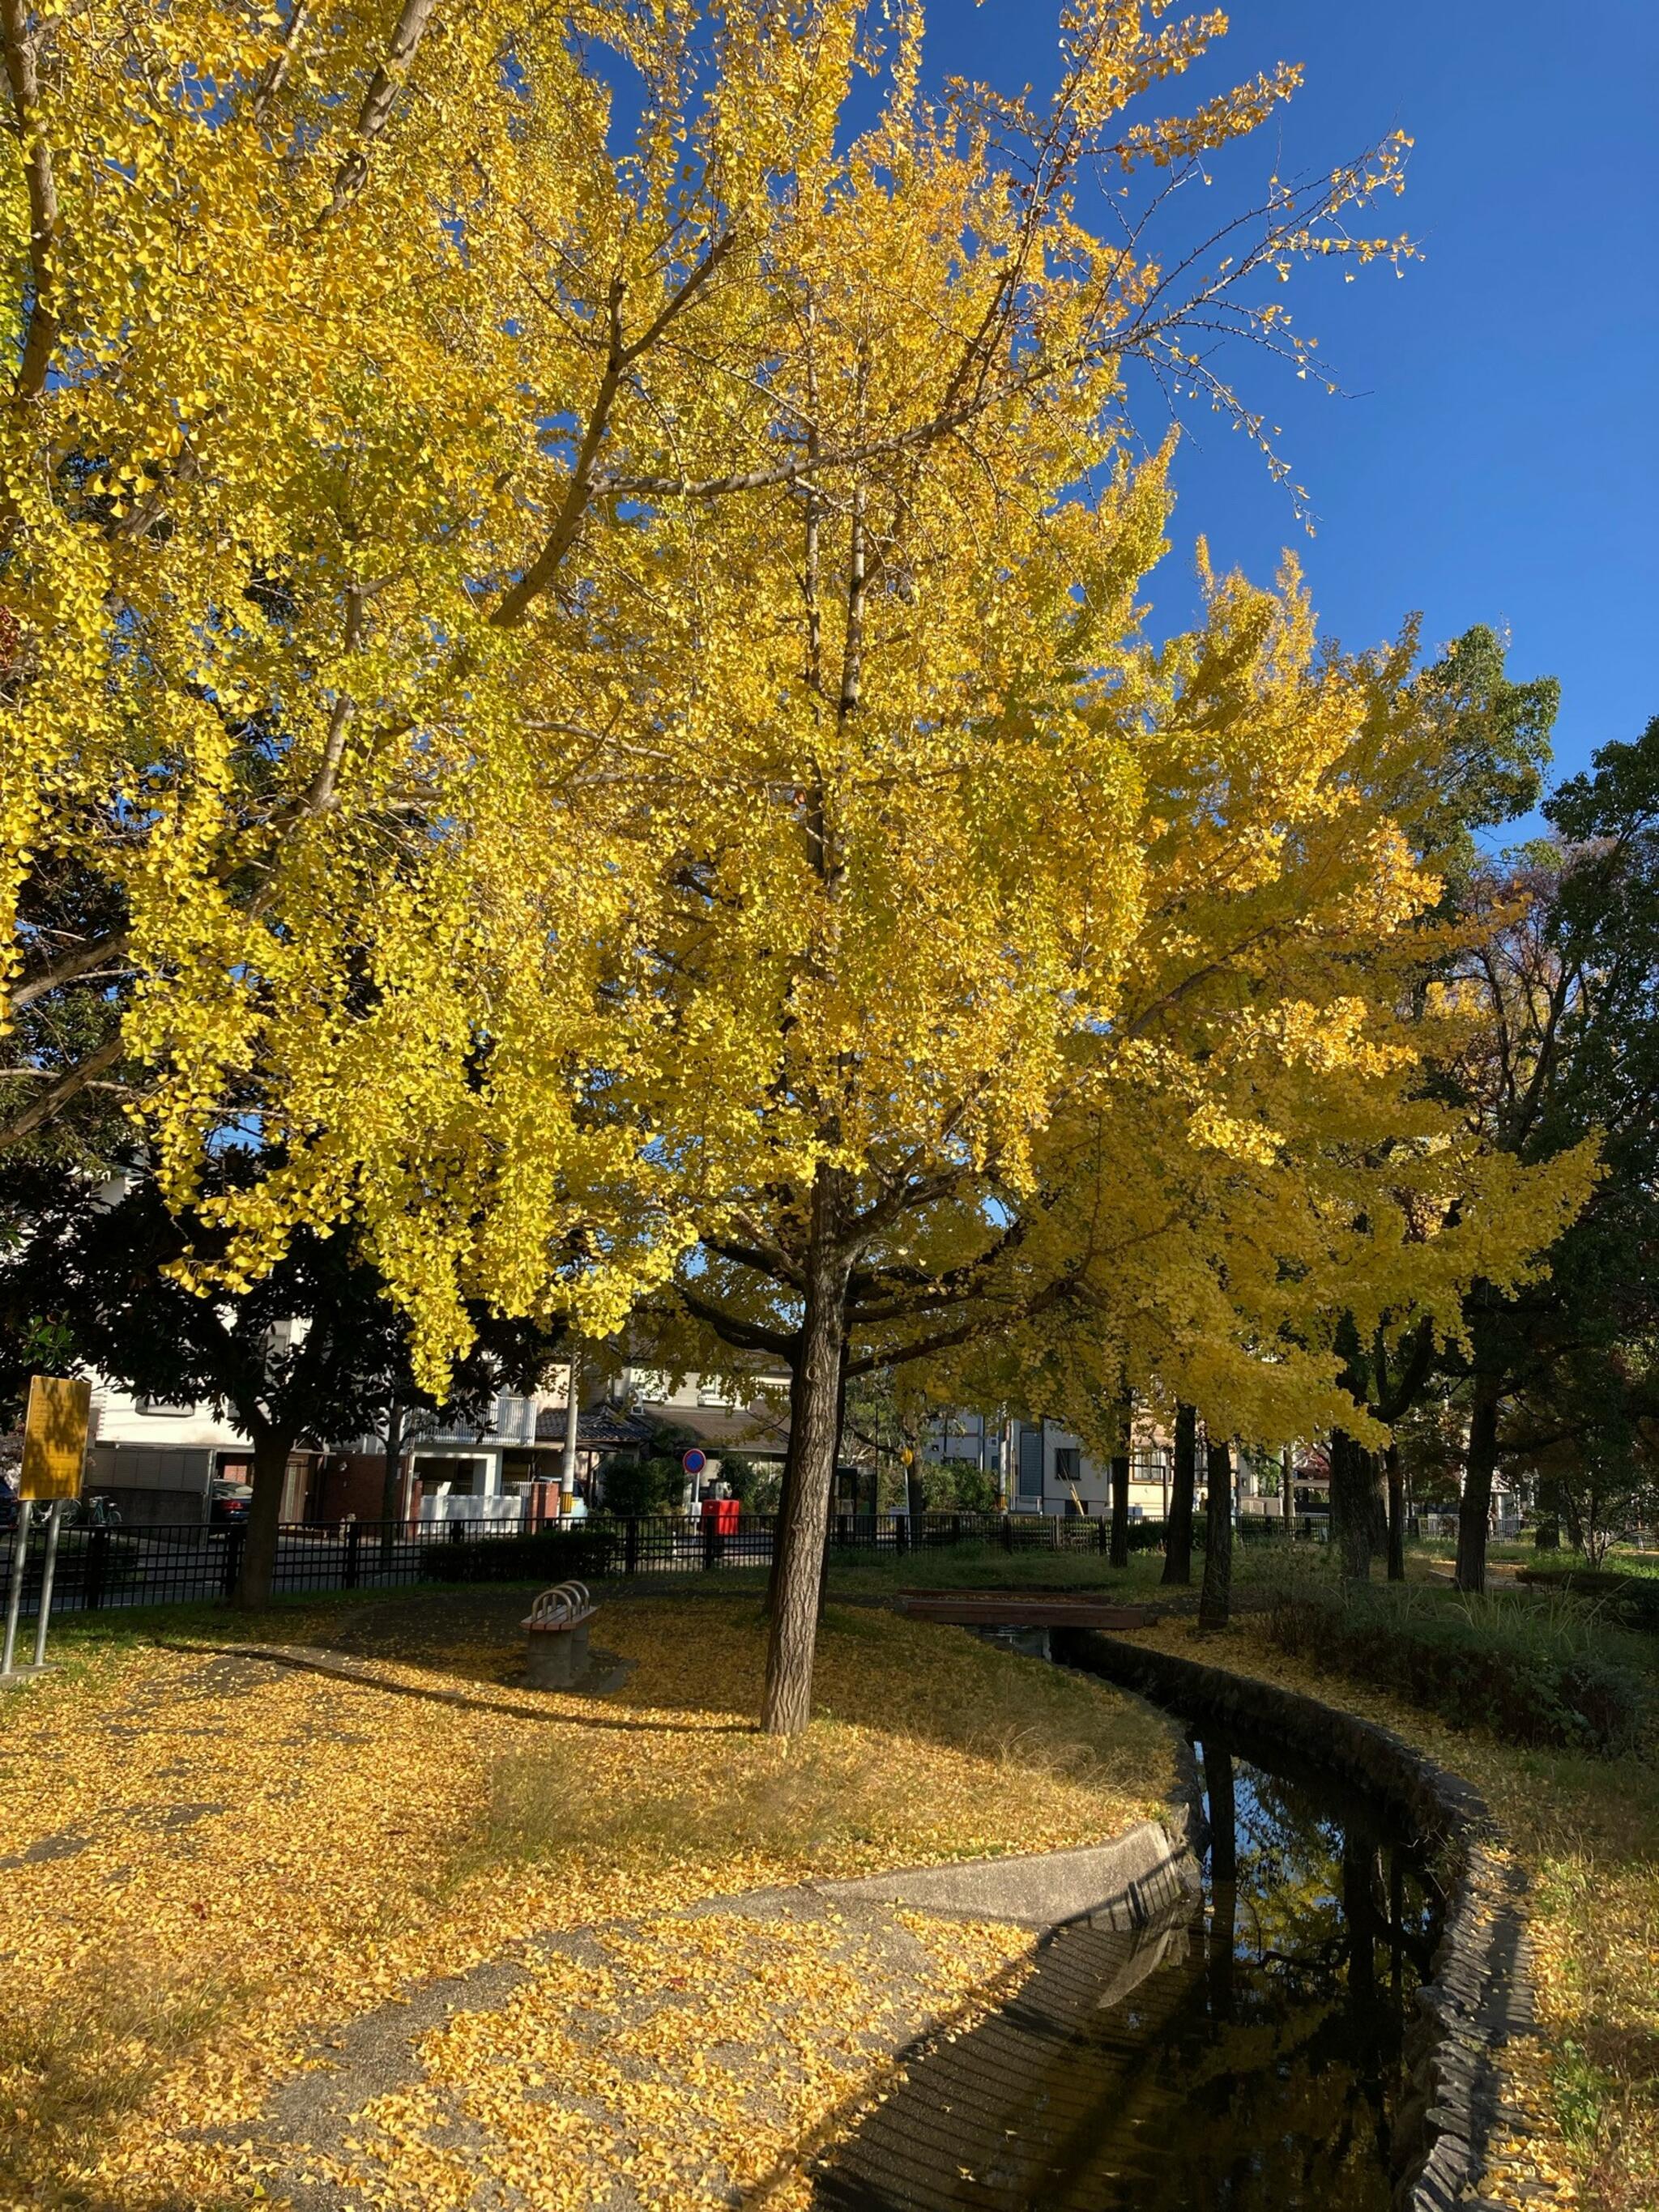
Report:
522,1579,598,1689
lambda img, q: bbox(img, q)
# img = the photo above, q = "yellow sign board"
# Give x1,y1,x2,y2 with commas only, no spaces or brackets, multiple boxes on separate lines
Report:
20,1376,91,1502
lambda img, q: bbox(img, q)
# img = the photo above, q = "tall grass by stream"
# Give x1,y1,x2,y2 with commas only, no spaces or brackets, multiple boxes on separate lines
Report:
1258,1558,1650,1757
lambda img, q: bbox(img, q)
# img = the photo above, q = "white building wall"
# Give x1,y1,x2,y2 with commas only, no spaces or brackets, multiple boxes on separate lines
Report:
89,1380,249,1453
1008,1416,1173,1520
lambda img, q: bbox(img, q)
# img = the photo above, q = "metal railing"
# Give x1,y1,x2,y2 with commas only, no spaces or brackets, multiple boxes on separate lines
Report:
0,1506,1107,1615
0,1502,1310,1617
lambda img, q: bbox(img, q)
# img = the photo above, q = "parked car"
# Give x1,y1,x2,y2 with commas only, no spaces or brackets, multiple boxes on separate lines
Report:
208,1479,254,1528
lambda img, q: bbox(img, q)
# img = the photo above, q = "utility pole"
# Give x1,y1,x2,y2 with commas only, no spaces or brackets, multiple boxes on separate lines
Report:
559,1344,581,1515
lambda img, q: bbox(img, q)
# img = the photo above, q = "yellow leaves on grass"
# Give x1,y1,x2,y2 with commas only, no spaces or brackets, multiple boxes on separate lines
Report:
325,1907,1031,2212
0,1598,1171,2208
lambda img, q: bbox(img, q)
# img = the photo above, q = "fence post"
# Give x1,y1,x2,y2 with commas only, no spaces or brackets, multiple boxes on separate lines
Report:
895,1511,908,1558
625,1516,641,1575
702,1518,718,1573
220,1524,245,1600
344,1520,361,1591
1097,1515,1109,1555
1002,1514,1014,1554
84,1524,109,1611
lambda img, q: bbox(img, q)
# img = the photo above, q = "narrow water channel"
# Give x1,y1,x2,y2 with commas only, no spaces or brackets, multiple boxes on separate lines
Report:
816,1720,1441,2212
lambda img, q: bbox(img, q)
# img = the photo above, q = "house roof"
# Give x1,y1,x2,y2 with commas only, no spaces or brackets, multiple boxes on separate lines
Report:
533,1398,874,1465
531,1406,656,1451
642,1400,793,1459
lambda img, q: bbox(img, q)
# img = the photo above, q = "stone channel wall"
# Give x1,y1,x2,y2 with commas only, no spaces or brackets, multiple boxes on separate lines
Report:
1053,1629,1533,2212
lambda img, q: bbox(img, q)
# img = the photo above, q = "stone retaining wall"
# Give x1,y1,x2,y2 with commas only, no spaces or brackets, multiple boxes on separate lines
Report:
1053,1628,1533,2212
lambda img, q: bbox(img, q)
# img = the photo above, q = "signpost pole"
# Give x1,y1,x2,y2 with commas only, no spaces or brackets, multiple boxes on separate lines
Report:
9,1375,92,1677
30,1499,65,1669
2,1499,32,1677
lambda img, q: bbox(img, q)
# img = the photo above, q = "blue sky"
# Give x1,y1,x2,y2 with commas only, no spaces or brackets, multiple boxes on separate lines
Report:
922,1,1659,790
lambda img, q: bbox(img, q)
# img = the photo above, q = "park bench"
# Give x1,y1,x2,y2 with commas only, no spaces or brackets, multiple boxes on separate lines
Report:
522,1579,598,1689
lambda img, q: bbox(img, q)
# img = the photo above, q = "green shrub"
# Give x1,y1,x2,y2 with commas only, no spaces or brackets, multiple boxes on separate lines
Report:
596,1453,684,1516
1266,1580,1646,1757
719,1452,780,1512
419,1527,616,1585
923,1456,1000,1512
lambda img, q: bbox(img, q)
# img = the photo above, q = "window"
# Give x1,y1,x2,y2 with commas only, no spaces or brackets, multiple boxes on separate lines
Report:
137,1397,195,1418
1053,1446,1081,1485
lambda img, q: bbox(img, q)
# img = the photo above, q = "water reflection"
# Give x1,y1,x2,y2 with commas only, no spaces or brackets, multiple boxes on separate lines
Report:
814,1732,1439,2211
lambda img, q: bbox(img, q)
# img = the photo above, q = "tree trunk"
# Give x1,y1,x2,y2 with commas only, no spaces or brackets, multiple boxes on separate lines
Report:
1162,1402,1196,1586
1330,1430,1373,1581
1385,1441,1405,1583
1560,1481,1586,1558
237,1426,295,1609
1533,1477,1561,1551
763,1409,800,1620
1197,1437,1233,1630
904,1438,927,1524
1366,1456,1389,1556
761,1171,851,1735
377,1400,405,1563
1455,1375,1502,1593
1282,1445,1294,1531
1109,1391,1131,1570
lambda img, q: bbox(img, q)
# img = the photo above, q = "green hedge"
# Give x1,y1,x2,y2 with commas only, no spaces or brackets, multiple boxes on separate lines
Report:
418,1527,616,1586
1267,1582,1645,1758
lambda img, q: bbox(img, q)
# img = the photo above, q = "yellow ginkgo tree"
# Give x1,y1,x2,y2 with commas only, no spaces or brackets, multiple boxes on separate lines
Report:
3,2,1426,1647
660,555,1592,1726
932,590,1594,1539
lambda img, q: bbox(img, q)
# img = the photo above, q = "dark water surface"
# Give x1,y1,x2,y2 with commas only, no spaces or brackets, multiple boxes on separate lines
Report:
816,1725,1441,2212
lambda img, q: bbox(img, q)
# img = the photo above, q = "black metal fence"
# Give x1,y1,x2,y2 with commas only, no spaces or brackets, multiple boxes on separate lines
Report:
0,1502,1318,1618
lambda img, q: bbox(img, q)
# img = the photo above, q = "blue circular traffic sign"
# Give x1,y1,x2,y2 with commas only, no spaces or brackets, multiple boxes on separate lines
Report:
682,1447,707,1476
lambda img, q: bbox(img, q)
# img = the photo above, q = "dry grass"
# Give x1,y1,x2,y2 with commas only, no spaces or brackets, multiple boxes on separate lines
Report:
0,1957,240,2212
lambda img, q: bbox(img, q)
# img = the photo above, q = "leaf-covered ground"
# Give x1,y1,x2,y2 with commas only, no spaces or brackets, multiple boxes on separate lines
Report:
1123,1611,1659,2212
0,1590,1175,2210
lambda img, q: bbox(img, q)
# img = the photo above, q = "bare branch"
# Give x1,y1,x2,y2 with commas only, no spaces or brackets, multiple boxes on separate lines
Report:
10,927,131,1012
676,1283,799,1366
318,0,441,227
250,0,313,126
488,232,736,630
1,0,62,400
0,1030,125,1145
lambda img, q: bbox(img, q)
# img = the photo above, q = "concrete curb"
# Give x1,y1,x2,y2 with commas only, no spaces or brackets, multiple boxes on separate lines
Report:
1054,1628,1537,2212
812,1805,1201,1932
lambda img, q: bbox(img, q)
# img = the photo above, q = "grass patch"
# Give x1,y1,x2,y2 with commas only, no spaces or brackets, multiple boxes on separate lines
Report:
0,1954,240,2210
444,1594,1176,1888
1517,1566,1659,1633
464,1728,910,1882
1263,1575,1648,1755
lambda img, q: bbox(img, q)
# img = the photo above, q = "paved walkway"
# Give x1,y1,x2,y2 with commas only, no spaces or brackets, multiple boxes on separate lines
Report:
243,1823,1197,2211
